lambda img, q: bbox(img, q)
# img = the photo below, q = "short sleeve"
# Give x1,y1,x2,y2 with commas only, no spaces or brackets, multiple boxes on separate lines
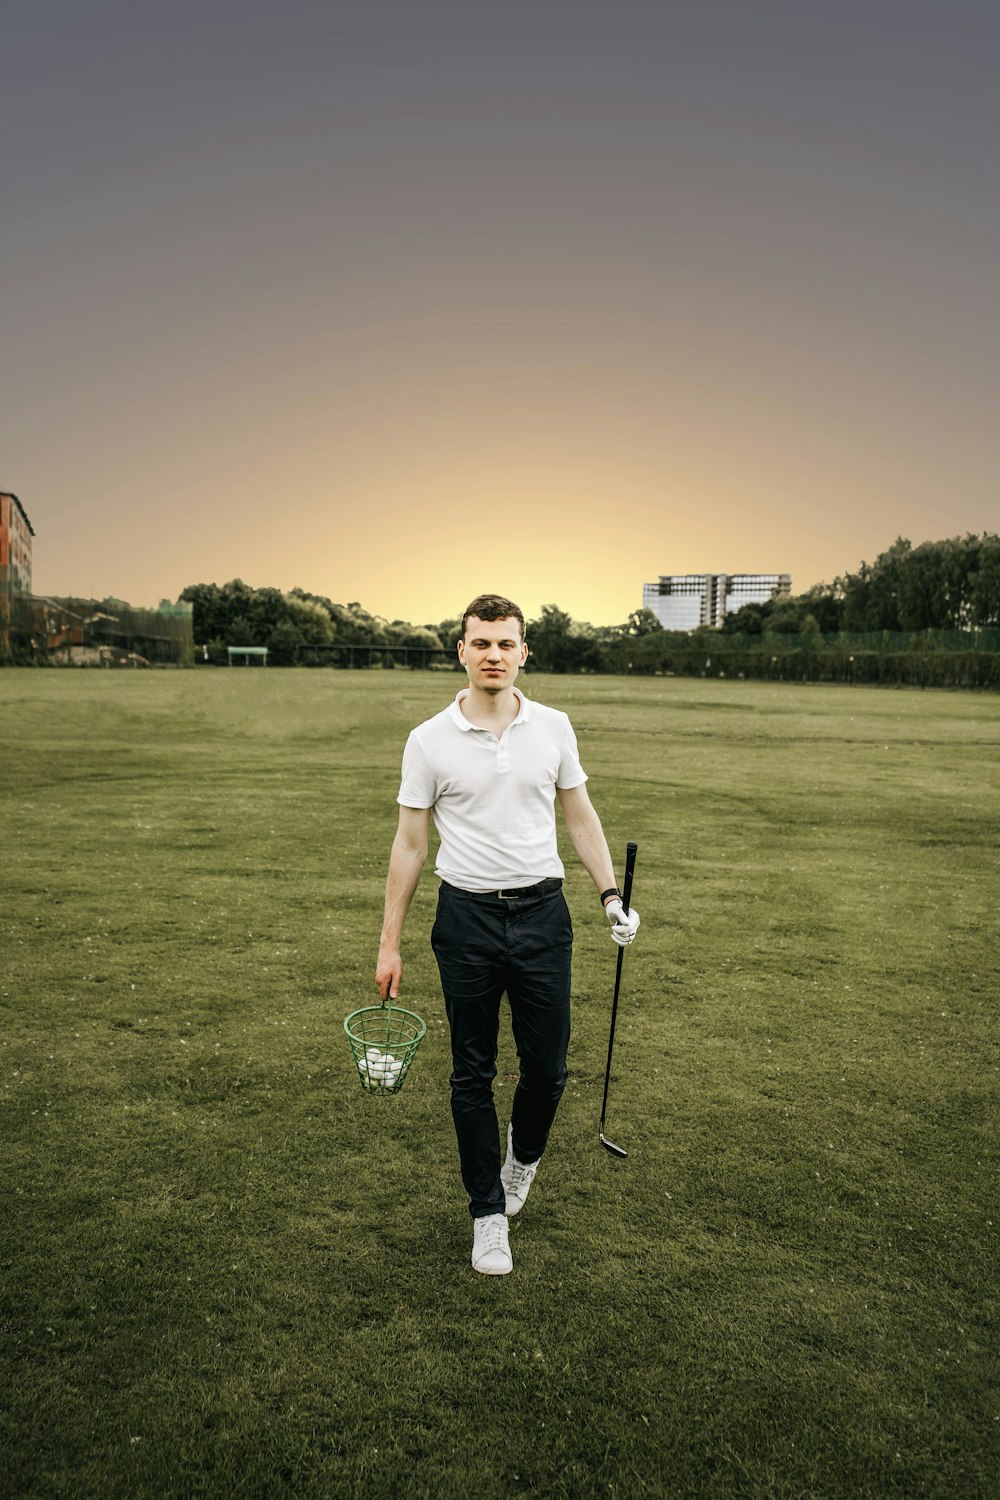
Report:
555,715,588,790
397,732,437,808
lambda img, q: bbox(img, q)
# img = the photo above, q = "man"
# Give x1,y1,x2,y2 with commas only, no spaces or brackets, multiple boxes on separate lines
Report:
375,593,640,1275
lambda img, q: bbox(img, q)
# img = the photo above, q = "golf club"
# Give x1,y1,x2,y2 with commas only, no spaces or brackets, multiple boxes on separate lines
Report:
599,839,637,1158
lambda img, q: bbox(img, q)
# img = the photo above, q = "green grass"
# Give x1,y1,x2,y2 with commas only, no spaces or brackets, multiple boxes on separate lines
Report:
2,669,997,1499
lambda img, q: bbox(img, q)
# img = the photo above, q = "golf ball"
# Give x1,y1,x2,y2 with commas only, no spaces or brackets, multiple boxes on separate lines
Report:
358,1046,404,1089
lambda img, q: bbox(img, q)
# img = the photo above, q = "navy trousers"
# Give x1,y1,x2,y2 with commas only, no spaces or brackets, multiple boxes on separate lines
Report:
431,880,573,1219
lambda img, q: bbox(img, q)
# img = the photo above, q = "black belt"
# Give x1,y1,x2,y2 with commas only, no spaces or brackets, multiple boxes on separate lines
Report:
443,877,563,902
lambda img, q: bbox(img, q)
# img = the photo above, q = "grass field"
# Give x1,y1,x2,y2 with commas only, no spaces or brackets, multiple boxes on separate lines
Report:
2,668,997,1499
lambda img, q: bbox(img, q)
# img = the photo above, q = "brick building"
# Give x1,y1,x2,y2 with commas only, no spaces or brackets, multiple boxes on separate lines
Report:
1,491,35,659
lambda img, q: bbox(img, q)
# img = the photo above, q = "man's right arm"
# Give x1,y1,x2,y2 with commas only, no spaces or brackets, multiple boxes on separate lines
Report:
375,805,430,1000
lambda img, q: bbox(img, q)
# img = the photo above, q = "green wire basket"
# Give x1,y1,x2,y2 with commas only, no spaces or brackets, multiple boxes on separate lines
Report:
345,999,426,1095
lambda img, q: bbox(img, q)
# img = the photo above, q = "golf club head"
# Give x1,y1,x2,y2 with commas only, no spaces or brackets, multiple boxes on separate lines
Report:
600,1131,627,1159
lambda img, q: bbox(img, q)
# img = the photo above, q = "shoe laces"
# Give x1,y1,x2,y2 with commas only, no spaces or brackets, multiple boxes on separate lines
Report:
478,1214,507,1251
507,1156,537,1193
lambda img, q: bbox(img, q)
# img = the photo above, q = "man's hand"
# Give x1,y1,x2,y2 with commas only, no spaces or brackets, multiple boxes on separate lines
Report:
605,898,640,947
375,946,402,1001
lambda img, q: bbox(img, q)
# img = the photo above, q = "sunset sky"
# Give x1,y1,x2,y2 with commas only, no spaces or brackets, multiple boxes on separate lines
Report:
4,1,998,626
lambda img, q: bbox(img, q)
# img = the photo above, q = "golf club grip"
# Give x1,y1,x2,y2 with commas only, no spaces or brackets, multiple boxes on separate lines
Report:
621,840,638,915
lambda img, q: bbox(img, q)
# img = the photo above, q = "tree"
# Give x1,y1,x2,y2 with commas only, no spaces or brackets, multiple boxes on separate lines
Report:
436,617,463,651
767,597,805,635
227,612,253,646
626,608,662,637
833,534,1000,634
801,582,844,634
267,619,303,665
971,534,1000,626
284,595,334,644
387,620,443,651
180,582,228,643
897,541,950,630
526,605,573,672
799,612,822,652
563,622,604,674
245,587,289,642
839,539,910,632
722,601,769,635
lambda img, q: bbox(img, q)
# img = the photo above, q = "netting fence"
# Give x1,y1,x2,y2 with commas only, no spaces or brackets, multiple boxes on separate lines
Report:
604,629,1000,689
1,596,193,667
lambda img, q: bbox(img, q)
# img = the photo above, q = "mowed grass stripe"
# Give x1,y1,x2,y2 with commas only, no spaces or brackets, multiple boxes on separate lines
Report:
2,670,997,1499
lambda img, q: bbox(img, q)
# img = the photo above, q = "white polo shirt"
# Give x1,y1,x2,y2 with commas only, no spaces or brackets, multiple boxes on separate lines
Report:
397,688,588,892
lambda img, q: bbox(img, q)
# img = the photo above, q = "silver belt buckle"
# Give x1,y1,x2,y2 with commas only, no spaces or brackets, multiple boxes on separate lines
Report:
498,882,537,900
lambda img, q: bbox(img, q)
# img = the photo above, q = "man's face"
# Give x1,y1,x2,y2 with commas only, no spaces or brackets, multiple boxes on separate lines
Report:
458,615,528,693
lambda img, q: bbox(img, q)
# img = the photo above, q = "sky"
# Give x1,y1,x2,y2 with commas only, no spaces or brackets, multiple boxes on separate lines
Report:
3,0,999,626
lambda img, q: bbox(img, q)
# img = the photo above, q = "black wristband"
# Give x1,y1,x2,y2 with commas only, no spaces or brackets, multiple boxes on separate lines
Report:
601,887,621,906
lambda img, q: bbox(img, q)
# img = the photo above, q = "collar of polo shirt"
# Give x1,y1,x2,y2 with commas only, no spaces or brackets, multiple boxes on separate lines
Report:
447,687,534,731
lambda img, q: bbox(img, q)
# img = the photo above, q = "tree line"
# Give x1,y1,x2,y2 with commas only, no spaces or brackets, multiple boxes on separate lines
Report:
180,533,1000,682
179,582,456,665
179,579,697,670
721,533,1000,636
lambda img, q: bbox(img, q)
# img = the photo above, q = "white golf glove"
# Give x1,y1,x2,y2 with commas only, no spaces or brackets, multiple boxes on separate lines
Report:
605,898,640,947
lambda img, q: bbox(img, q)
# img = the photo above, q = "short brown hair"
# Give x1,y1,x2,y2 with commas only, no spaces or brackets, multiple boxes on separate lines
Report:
461,594,525,641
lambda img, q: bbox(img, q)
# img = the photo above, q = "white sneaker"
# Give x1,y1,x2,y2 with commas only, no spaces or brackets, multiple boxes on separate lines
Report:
471,1213,513,1275
501,1124,539,1216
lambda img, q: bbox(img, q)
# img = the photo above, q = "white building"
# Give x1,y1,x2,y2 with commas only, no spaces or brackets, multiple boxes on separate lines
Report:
642,573,791,630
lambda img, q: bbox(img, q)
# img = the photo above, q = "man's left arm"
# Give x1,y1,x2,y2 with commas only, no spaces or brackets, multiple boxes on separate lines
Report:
556,784,640,946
